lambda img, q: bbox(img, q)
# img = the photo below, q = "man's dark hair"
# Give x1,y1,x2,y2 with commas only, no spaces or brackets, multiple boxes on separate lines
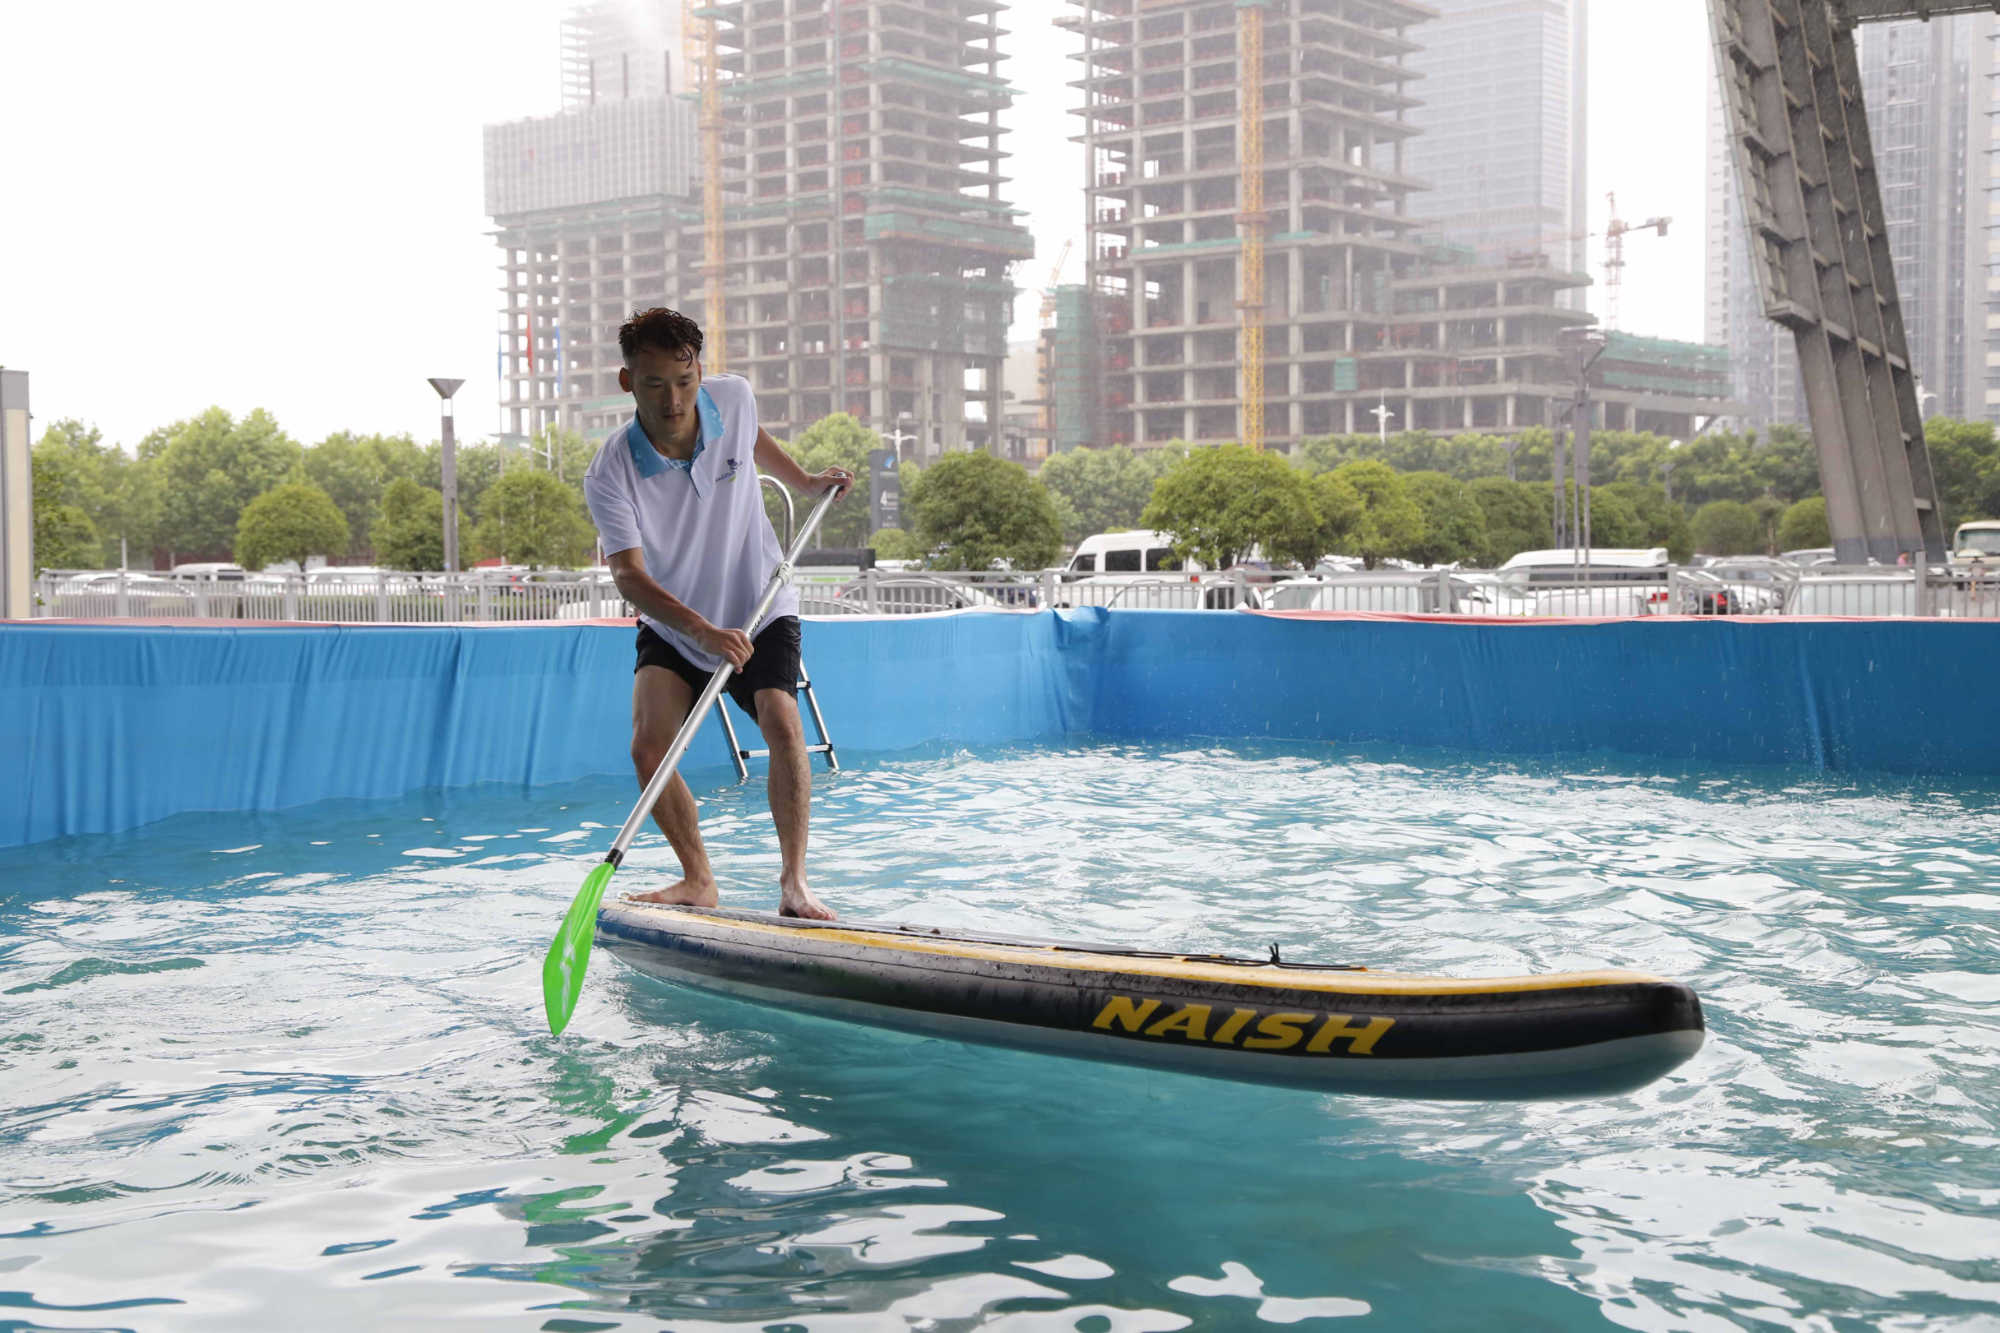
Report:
619,307,704,366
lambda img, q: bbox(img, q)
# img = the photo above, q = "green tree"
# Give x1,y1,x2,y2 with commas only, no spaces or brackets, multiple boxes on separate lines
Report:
1466,477,1546,565
1691,499,1762,556
303,431,426,560
1749,495,1785,555
868,527,925,561
1296,429,1541,483
1309,469,1365,562
234,482,351,573
1924,417,2000,527
147,407,302,561
117,458,166,568
1140,445,1321,567
1037,444,1180,544
425,440,512,526
1329,460,1424,568
470,469,595,568
36,505,100,572
1566,484,1646,549
529,425,598,485
30,449,101,569
1602,481,1693,562
1750,425,1821,503
374,478,448,571
767,414,877,549
32,418,140,564
1401,471,1488,566
904,451,1063,570
1777,495,1830,551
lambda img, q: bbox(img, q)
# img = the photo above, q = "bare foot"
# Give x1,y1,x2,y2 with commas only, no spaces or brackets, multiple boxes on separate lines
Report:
626,877,719,909
779,881,837,920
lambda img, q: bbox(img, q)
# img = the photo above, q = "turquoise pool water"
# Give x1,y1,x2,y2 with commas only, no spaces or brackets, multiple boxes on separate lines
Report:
3,743,1998,1331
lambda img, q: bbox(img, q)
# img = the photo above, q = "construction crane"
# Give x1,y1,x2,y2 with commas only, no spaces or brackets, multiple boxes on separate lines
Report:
686,0,724,370
1602,191,1669,332
1238,1,1268,450
1038,238,1073,328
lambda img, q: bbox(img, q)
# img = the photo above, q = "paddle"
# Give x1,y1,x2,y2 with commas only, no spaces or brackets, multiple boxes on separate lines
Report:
542,483,842,1035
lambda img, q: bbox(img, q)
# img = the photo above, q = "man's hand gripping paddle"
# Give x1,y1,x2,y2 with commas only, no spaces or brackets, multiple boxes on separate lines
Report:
542,484,841,1035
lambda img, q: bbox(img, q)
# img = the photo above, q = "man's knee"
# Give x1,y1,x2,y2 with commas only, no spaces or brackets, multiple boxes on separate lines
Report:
755,690,805,745
632,714,684,774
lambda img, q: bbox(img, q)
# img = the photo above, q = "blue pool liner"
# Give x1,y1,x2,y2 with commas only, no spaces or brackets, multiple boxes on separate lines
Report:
3,609,1996,848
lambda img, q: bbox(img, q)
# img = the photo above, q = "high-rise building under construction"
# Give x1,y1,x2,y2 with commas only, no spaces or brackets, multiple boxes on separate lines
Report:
1063,0,1726,452
486,3,701,443
696,0,1032,457
485,0,1033,459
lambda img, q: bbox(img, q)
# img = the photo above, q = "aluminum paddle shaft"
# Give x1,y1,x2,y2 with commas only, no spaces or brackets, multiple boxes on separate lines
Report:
605,483,839,862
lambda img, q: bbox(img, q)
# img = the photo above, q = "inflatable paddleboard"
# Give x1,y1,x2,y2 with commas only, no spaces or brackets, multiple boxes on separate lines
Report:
596,902,1704,1100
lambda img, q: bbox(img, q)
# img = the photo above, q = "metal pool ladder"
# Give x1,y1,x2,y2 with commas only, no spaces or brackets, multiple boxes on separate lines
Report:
715,478,840,781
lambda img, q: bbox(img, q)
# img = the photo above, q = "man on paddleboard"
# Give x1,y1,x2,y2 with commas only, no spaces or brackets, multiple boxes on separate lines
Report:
583,307,851,920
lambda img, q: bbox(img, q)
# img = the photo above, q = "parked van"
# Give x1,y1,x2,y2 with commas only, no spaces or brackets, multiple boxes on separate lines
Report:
1496,548,1670,616
1056,531,1265,609
1062,530,1196,576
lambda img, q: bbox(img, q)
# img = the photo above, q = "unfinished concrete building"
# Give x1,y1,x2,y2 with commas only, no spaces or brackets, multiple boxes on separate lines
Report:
695,0,1033,458
1063,0,1729,452
486,92,702,443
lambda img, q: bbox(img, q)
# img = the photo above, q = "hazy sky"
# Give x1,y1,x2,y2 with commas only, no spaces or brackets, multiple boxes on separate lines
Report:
0,1,1708,453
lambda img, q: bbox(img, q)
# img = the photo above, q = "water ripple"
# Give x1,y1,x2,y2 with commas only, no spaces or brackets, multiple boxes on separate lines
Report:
0,744,1996,1329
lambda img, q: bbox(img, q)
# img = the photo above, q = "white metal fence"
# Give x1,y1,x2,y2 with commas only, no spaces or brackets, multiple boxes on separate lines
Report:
27,562,2000,622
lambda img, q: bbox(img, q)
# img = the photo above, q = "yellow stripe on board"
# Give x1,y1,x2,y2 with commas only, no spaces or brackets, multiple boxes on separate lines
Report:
613,905,1667,997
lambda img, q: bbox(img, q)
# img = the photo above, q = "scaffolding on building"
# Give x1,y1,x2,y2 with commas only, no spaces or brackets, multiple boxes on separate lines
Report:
1062,0,1734,450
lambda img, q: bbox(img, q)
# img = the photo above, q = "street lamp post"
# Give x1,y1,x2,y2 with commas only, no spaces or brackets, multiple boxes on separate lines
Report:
1557,326,1608,554
1369,392,1395,445
884,415,918,465
428,378,465,573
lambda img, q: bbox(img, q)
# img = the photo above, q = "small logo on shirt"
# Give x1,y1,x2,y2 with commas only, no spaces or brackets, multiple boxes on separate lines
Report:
722,456,742,481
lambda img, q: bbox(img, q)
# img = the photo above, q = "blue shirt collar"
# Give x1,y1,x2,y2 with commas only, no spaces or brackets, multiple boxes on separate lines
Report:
625,385,724,480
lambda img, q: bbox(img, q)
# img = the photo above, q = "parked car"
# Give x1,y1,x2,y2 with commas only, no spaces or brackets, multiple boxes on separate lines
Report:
1691,558,1792,614
1789,573,1916,616
48,572,196,615
169,561,247,582
1446,573,1541,616
555,591,635,620
1675,569,1750,615
835,575,1007,615
1264,572,1456,614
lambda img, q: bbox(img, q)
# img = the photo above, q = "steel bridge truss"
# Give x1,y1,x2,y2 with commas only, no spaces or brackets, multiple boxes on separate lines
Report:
1707,0,1998,561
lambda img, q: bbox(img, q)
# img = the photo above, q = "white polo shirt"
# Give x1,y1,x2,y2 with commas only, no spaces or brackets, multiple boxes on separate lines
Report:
582,373,797,670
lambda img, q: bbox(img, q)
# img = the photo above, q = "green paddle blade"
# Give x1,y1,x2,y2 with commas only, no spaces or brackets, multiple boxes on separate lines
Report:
544,861,616,1035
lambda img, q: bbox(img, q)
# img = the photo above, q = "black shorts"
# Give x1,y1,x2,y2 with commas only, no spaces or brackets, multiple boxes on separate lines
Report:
635,616,801,719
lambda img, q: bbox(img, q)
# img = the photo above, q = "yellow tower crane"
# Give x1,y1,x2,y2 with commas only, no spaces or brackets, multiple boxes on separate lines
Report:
686,0,725,370
1238,2,1268,450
